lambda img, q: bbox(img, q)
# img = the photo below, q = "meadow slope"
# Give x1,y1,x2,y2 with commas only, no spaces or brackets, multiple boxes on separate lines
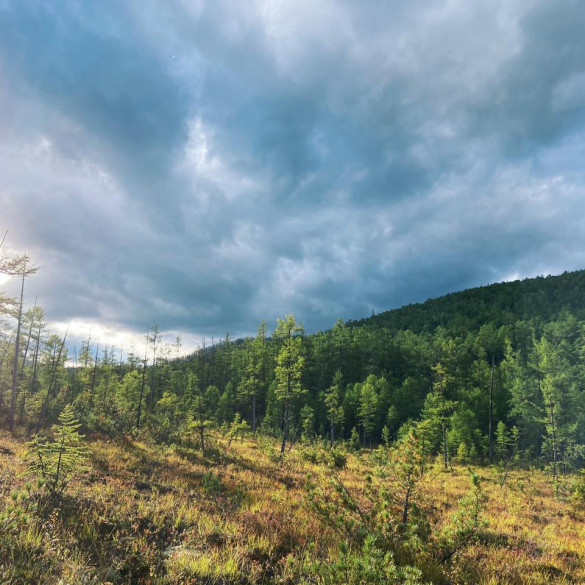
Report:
1,430,584,584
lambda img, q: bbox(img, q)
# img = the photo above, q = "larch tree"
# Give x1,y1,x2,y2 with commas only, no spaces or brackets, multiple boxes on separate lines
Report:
237,322,266,433
0,231,16,330
0,252,39,432
357,374,379,448
323,370,344,447
36,330,69,432
147,323,161,410
27,404,88,500
186,372,208,452
274,314,305,454
136,328,150,429
422,362,456,470
535,336,569,482
19,306,46,425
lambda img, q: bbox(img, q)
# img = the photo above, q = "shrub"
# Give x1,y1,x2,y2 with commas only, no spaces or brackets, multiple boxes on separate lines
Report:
202,470,223,496
26,404,89,499
311,535,428,585
330,448,347,470
301,445,347,469
437,470,487,563
571,469,585,505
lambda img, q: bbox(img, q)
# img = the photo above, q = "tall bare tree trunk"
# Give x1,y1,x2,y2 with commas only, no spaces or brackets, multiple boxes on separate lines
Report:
20,321,41,425
19,299,37,379
548,400,558,482
136,332,149,429
252,392,256,433
280,346,292,454
9,272,25,432
488,355,495,464
89,343,99,408
36,323,69,432
0,333,14,408
443,422,448,470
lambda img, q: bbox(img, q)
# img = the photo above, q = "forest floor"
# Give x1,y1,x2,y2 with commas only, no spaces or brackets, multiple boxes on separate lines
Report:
1,429,584,584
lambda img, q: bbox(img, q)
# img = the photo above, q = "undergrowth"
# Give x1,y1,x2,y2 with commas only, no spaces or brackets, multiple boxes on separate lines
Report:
0,430,584,584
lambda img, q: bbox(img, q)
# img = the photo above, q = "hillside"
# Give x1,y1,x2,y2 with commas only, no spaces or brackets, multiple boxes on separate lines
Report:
349,270,585,334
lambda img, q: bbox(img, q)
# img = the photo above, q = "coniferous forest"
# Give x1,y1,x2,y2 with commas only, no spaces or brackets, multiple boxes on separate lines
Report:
3,253,585,584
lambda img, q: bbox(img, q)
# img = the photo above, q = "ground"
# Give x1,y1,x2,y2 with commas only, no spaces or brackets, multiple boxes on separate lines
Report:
0,430,584,584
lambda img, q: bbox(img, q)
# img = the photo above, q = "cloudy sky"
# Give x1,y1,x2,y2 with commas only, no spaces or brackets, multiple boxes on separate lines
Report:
1,0,585,352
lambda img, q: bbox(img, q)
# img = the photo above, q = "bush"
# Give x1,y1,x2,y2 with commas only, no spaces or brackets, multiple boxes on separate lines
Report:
330,448,347,470
571,469,585,504
301,445,347,469
26,405,89,499
437,470,487,563
202,471,223,496
311,535,428,585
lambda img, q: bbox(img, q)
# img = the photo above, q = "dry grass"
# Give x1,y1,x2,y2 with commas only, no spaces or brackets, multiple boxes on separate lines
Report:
0,430,584,584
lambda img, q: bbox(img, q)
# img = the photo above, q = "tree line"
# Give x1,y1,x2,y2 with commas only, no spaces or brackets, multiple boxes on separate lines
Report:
2,241,585,474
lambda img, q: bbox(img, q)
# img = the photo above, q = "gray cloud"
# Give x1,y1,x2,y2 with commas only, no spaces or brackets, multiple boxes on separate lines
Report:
1,0,585,349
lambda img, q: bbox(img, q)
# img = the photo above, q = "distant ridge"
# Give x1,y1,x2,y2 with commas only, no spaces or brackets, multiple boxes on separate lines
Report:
348,270,585,335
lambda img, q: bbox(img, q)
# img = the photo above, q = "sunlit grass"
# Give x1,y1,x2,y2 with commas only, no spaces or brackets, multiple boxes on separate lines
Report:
1,429,584,584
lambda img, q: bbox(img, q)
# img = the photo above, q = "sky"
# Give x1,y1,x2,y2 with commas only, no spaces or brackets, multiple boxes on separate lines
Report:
1,0,585,354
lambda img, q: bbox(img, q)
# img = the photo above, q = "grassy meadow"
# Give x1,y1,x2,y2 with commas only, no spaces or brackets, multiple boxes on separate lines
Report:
1,429,584,585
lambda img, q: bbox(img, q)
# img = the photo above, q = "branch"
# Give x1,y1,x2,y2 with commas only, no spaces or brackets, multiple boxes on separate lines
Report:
0,253,39,277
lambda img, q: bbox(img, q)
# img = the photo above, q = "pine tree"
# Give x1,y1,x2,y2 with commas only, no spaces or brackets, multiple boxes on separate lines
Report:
390,431,425,524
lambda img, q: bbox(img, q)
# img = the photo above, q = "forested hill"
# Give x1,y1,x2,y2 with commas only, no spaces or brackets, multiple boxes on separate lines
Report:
4,263,585,476
349,269,585,335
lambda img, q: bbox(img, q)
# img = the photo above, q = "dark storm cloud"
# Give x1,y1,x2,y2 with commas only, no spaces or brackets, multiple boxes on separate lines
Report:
1,0,585,348
468,1,585,155
0,1,191,226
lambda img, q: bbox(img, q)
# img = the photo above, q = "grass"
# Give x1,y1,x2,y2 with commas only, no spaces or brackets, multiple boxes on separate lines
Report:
1,429,584,584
